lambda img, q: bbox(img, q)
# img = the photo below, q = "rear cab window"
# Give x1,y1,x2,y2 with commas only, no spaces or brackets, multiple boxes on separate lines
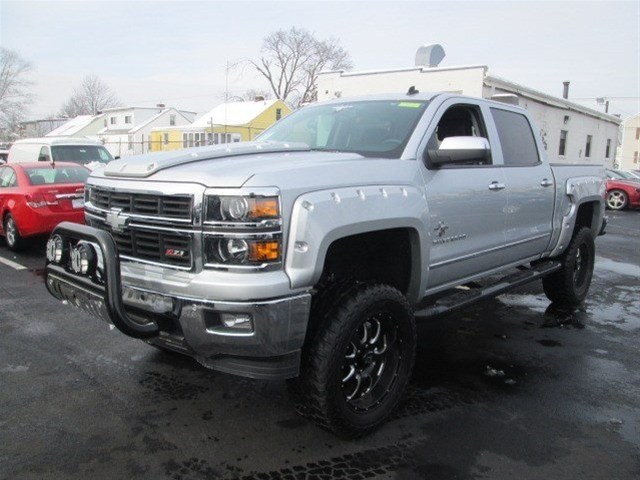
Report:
490,108,540,166
25,167,90,185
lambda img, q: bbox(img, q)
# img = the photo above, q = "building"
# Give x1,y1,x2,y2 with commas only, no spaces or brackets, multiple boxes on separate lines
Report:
97,106,196,157
149,98,290,152
317,46,621,167
616,113,640,170
45,114,105,138
20,118,69,137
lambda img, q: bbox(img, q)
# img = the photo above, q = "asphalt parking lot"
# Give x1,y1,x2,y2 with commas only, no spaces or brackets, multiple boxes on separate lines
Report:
1,211,639,480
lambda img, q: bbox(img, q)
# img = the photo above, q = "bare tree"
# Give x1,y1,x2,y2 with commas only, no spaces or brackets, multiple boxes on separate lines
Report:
251,28,352,107
0,48,33,140
59,74,120,117
241,88,273,102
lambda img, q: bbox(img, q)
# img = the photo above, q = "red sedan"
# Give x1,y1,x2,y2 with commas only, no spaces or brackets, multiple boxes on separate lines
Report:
606,178,640,211
0,162,89,250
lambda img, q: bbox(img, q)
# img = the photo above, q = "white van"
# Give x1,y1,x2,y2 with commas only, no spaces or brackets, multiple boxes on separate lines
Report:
8,137,114,169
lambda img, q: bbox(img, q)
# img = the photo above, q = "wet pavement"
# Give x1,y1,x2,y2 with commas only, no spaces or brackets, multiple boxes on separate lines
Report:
0,210,639,479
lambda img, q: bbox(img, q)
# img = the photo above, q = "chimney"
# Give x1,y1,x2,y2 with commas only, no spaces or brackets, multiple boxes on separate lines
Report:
562,81,570,99
156,103,166,108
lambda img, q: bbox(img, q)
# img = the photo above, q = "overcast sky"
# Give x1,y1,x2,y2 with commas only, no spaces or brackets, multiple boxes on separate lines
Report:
1,0,638,120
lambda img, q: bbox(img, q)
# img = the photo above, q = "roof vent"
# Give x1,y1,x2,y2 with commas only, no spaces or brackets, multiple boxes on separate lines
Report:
415,44,445,68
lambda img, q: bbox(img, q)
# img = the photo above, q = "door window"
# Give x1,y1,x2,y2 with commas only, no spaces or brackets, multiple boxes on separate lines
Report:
38,146,51,162
0,167,17,187
426,104,491,166
491,108,540,166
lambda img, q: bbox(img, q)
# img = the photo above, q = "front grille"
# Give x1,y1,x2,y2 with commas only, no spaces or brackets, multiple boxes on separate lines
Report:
108,228,192,268
89,187,192,220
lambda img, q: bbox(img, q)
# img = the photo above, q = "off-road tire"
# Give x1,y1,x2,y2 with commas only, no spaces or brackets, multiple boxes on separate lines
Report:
3,214,24,251
606,189,628,210
543,226,595,307
289,282,416,438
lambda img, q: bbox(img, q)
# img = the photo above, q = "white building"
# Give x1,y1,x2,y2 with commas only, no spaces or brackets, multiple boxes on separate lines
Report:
317,46,621,167
98,106,196,157
616,113,640,170
45,114,105,138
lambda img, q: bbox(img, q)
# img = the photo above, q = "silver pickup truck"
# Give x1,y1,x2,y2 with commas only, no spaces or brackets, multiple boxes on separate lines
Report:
44,93,606,437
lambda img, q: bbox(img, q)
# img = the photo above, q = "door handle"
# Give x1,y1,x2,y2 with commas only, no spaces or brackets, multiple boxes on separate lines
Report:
540,178,554,187
488,181,505,191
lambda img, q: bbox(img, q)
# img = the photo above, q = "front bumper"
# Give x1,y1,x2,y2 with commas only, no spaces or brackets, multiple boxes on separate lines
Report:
45,222,311,380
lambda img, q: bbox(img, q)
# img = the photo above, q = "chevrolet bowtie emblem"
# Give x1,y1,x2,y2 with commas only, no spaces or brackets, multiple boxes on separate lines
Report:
434,221,449,237
105,208,129,233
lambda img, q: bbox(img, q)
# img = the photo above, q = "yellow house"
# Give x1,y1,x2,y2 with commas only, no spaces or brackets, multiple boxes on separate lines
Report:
149,98,291,152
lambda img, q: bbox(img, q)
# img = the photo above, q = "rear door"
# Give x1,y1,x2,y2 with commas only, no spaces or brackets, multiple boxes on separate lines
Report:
490,107,555,263
420,99,508,289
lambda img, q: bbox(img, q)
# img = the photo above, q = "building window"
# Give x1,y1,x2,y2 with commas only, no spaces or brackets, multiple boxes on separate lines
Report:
124,116,132,124
559,130,568,156
585,135,592,158
183,133,188,148
207,133,213,145
634,151,639,164
605,139,611,158
148,137,152,151
276,108,282,121
103,119,107,127
110,117,117,125
163,133,169,145
636,128,640,140
128,135,133,150
188,133,194,147
170,114,176,126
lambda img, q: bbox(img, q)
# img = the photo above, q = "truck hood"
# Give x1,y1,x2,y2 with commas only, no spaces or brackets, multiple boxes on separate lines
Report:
90,141,418,190
95,141,310,187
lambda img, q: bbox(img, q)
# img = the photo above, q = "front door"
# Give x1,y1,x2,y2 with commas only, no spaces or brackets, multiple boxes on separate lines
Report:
420,100,508,290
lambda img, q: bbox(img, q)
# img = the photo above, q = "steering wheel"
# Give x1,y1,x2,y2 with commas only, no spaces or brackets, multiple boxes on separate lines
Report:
380,138,402,149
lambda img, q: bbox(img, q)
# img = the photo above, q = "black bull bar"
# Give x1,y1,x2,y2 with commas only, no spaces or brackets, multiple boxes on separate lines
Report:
45,221,160,339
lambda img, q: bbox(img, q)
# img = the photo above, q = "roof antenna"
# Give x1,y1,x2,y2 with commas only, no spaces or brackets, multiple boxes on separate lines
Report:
407,86,419,96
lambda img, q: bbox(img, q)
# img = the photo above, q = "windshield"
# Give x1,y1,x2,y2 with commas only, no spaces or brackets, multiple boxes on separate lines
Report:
258,100,428,158
25,166,90,185
619,170,640,179
51,145,113,165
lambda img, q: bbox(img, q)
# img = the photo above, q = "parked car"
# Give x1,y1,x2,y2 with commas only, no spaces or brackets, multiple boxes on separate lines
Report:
45,93,606,438
606,169,640,183
0,162,89,250
8,137,113,170
606,178,640,210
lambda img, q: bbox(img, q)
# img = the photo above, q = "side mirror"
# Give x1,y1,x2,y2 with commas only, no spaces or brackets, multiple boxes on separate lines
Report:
114,156,120,160
39,154,51,163
427,136,490,167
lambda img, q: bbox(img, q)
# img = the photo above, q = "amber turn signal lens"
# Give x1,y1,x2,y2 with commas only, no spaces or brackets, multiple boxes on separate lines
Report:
248,241,280,262
249,197,279,219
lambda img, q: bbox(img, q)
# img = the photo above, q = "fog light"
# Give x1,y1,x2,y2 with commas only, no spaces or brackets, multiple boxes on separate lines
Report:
46,234,67,263
220,313,253,331
70,242,96,276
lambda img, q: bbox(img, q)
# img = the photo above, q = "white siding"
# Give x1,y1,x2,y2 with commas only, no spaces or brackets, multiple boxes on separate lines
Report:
317,66,487,101
617,114,640,170
483,86,619,168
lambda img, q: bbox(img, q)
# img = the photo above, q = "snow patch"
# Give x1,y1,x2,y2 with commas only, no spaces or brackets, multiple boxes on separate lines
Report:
595,257,640,278
497,294,549,313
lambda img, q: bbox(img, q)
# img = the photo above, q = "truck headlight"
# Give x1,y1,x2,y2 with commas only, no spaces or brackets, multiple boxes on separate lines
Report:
205,195,279,223
204,236,281,267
